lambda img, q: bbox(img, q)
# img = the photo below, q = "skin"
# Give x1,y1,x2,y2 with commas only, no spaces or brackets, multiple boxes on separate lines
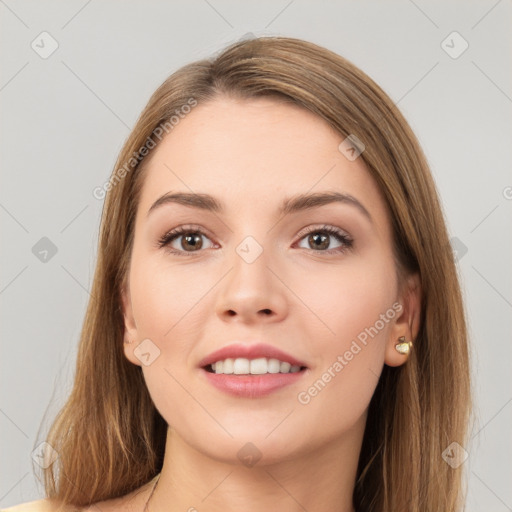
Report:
109,96,421,512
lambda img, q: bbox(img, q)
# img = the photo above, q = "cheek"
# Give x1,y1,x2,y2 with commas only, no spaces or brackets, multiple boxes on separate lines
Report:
291,253,396,350
129,252,213,341
292,258,395,415
333,270,395,345
128,256,209,426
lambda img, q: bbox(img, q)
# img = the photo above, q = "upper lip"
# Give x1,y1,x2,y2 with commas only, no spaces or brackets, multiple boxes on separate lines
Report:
198,343,308,369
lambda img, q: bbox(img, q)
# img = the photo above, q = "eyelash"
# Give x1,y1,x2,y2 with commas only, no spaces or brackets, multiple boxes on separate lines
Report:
156,224,354,257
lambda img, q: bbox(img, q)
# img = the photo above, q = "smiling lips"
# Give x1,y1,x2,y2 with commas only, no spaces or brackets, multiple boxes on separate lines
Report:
199,343,308,397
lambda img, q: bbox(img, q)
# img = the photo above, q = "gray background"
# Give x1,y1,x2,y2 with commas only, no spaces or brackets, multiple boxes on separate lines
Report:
1,0,511,509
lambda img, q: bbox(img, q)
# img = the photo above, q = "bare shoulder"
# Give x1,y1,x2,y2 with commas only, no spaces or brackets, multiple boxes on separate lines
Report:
2,494,136,512
1,495,134,512
1,498,75,511
82,475,159,512
3,476,159,512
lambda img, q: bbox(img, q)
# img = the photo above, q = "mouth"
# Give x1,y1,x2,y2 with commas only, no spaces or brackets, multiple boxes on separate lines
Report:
198,343,309,397
200,355,309,398
203,357,308,375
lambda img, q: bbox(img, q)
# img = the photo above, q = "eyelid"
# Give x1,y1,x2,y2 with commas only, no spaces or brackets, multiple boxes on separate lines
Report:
295,223,352,239
157,223,354,255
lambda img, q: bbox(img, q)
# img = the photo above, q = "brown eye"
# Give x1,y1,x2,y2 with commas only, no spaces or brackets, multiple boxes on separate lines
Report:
157,227,215,255
307,232,330,250
179,232,203,251
297,226,353,253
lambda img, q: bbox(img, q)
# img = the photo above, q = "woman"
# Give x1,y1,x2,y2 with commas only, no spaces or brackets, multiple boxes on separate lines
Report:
8,36,473,511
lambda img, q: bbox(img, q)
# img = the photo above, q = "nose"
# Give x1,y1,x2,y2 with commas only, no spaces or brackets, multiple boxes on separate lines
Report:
215,242,288,324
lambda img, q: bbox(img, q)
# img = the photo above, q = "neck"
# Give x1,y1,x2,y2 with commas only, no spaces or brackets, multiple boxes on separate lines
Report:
147,419,364,512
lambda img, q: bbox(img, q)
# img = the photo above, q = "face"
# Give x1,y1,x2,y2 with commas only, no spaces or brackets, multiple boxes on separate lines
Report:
121,96,414,465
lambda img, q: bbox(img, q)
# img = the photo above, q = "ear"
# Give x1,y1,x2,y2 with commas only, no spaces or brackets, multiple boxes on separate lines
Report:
385,272,422,367
120,282,142,367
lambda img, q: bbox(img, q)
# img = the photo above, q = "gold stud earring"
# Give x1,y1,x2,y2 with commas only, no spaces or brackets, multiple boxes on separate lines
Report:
395,336,413,355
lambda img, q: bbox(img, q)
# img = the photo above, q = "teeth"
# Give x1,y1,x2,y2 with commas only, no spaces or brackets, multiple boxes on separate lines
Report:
210,357,303,375
222,358,234,374
234,358,250,374
267,358,281,373
280,361,291,373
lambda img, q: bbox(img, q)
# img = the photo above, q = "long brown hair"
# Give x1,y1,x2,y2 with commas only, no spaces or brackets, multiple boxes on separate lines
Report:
40,36,473,511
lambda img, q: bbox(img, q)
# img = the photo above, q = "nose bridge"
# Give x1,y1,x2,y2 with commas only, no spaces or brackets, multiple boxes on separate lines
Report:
216,231,287,322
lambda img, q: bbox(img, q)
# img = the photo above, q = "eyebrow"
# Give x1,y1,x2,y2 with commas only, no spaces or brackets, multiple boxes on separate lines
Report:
147,190,373,223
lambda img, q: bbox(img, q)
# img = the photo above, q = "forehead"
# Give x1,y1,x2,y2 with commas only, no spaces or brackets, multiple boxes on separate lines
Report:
137,96,390,229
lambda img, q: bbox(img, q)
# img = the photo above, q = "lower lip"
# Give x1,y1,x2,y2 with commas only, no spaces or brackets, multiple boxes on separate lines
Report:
201,368,307,398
